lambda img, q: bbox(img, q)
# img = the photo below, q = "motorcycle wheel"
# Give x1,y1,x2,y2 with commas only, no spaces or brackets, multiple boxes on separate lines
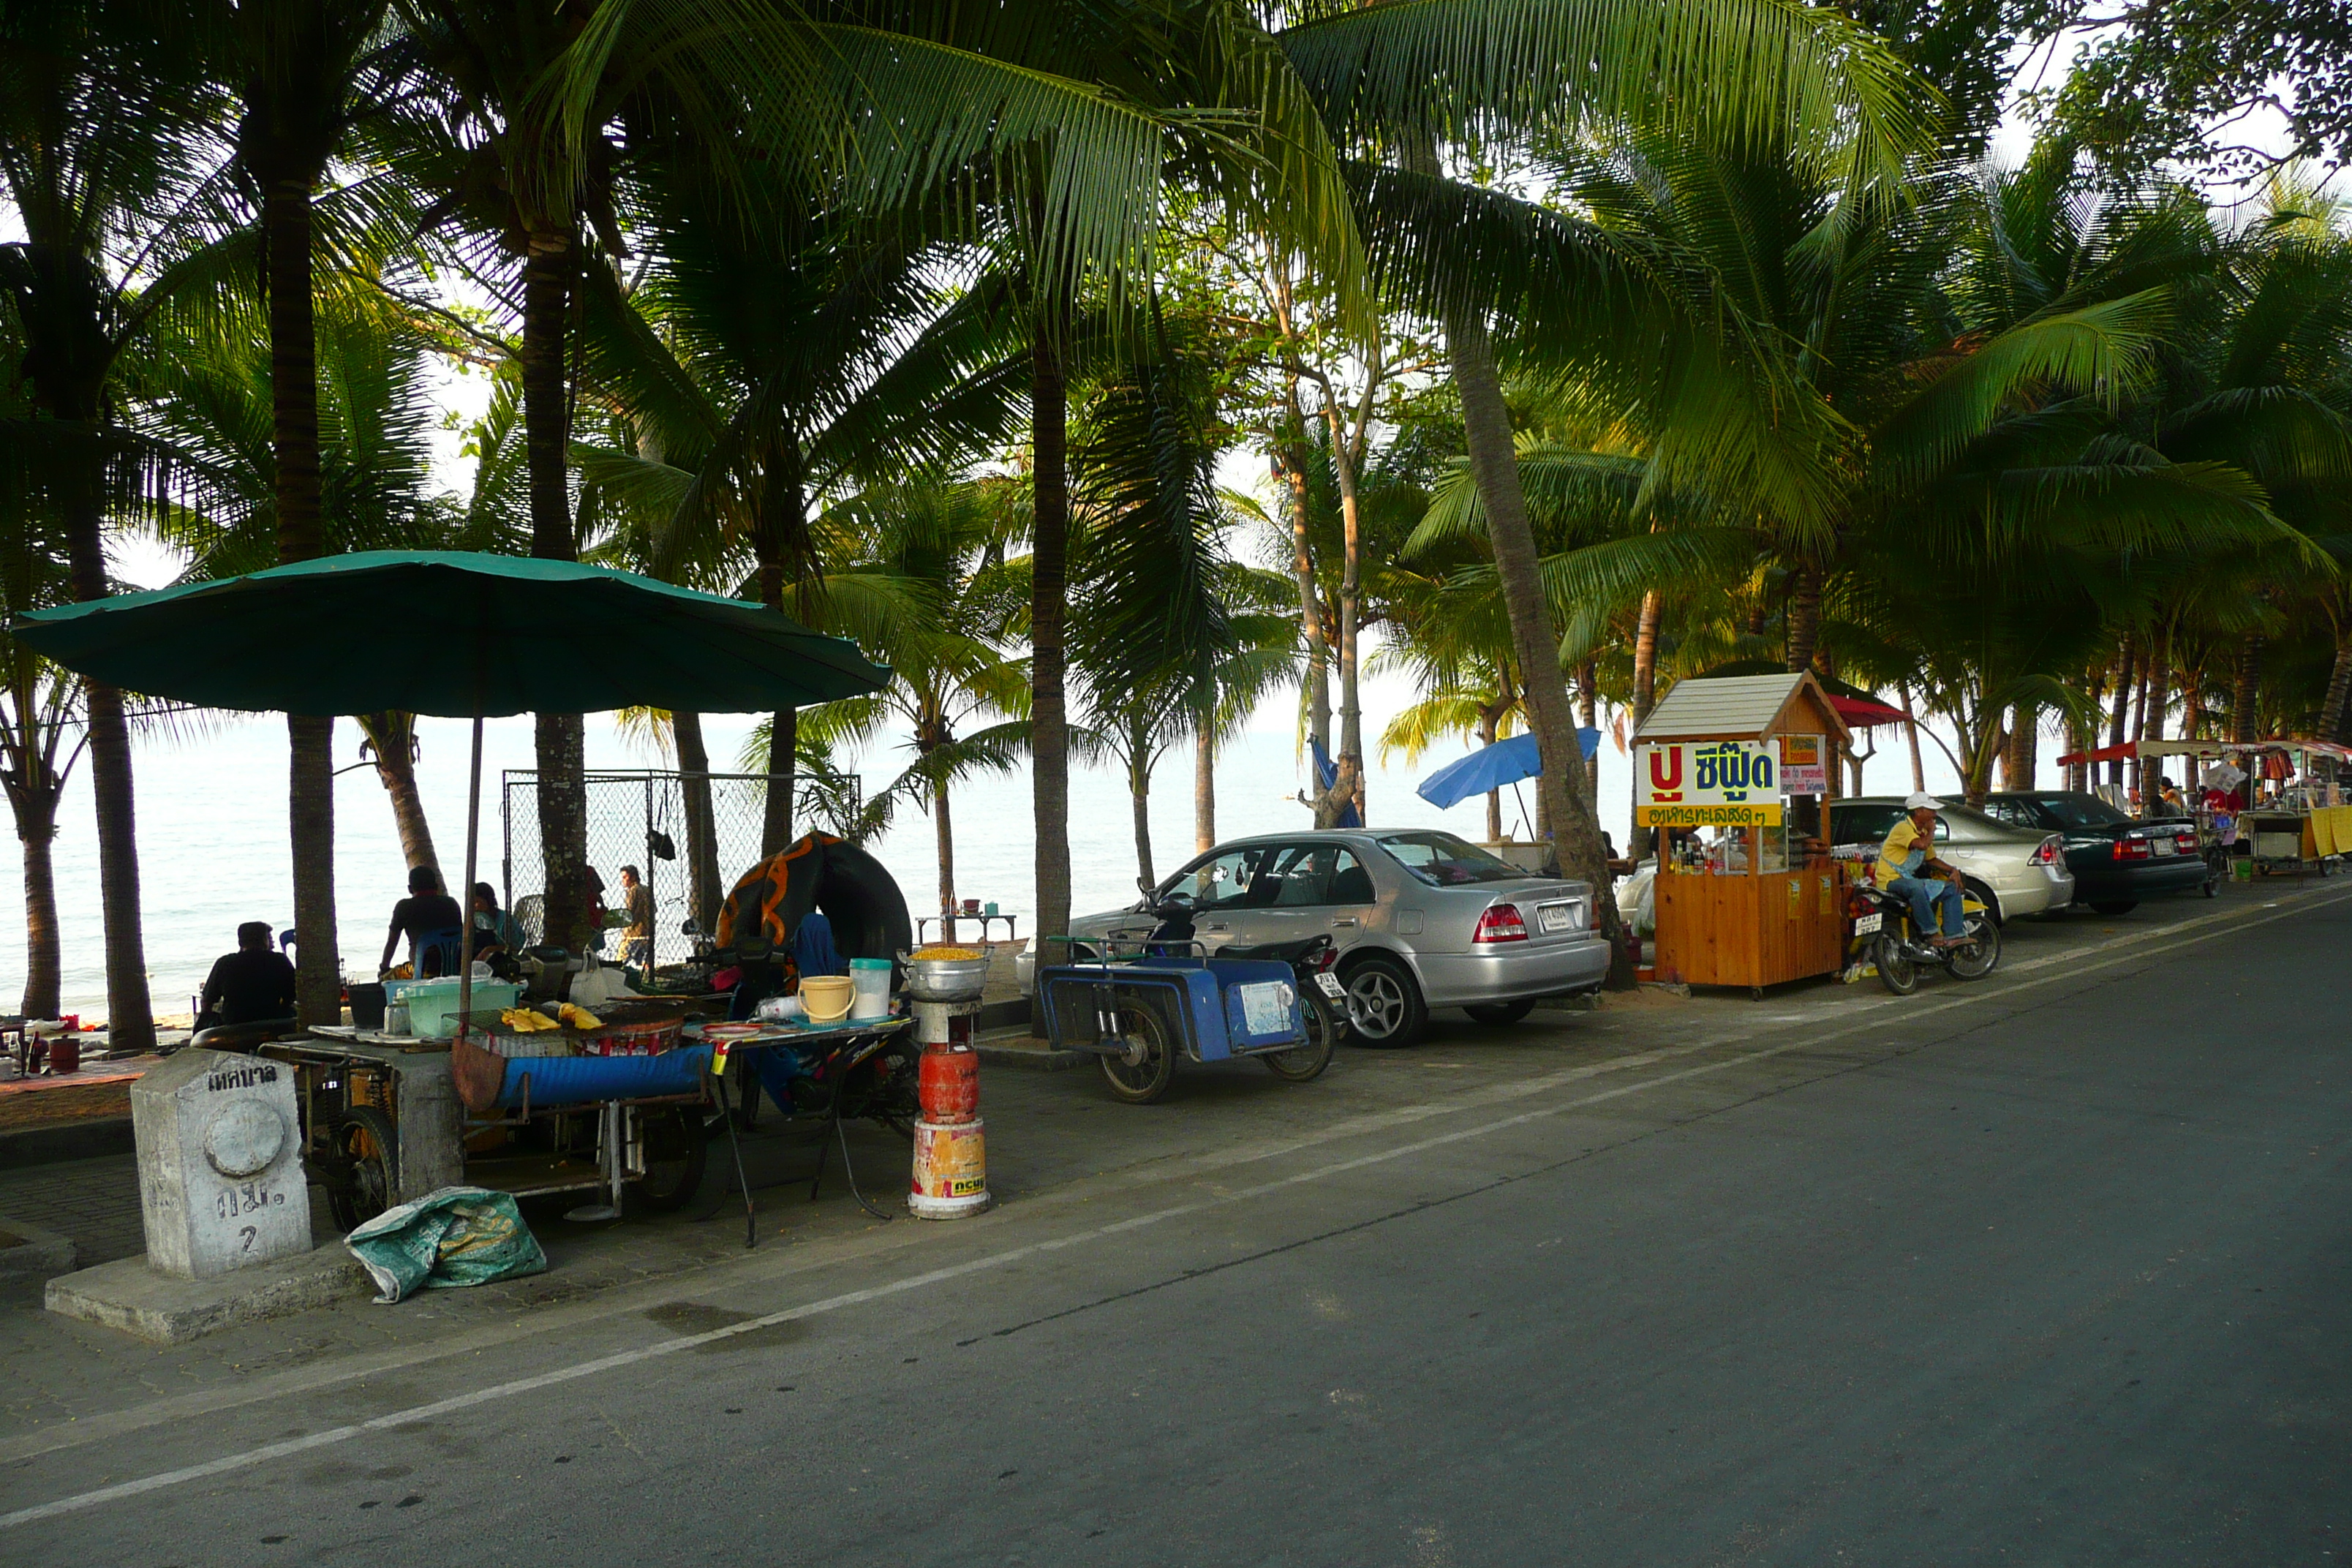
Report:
1098,1003,1177,1104
1947,919,2002,981
1873,932,1919,995
1262,995,1338,1083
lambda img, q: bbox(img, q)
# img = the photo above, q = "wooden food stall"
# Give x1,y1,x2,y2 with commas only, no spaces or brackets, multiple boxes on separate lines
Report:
1637,673,1852,995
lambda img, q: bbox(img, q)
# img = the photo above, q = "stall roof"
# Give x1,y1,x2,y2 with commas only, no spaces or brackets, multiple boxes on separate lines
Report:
1635,671,1852,746
2136,738,2352,762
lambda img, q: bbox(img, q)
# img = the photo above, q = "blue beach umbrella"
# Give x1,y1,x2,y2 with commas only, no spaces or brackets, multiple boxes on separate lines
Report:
1415,729,1600,810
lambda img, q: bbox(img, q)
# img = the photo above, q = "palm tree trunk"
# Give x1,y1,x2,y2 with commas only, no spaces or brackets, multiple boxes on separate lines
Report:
2323,631,2352,745
1630,590,1663,849
522,232,591,949
671,710,723,933
2141,628,2170,799
1576,660,1599,804
764,706,797,855
1281,387,1330,755
1194,726,1215,853
15,787,60,1019
1479,700,1501,842
2130,652,2154,801
1030,324,1073,940
1784,565,1823,674
2231,633,2263,742
262,173,344,1022
1131,761,1155,890
1316,401,1365,826
1444,313,1625,975
935,776,957,945
2001,710,2035,790
62,472,153,1049
1900,684,1926,792
2106,636,2135,785
360,715,437,871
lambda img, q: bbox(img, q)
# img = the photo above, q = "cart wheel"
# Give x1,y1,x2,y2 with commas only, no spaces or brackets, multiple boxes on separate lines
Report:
1262,995,1338,1083
627,1104,709,1213
325,1107,398,1232
1098,1004,1176,1104
1872,933,1919,996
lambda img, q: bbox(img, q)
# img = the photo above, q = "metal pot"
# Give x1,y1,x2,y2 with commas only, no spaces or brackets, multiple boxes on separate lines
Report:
902,952,991,1002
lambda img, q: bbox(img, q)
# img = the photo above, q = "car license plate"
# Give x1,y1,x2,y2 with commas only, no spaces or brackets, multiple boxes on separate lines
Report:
1853,912,1882,935
1314,972,1346,999
2151,837,2175,856
1537,902,1573,933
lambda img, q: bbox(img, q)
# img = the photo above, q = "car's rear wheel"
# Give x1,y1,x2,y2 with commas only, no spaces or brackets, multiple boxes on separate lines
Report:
1961,879,2001,925
1342,954,1426,1047
1463,998,1537,1026
2089,900,2139,916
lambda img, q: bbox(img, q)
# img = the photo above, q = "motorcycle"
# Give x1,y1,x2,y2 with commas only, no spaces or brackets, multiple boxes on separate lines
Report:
1041,885,1338,1103
1848,878,2001,995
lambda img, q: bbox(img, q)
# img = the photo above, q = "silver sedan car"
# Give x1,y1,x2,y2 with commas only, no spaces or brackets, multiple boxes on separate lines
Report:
1069,829,1613,1047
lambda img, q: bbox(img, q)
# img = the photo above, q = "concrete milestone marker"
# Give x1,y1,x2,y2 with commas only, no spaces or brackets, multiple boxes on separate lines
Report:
132,1049,310,1279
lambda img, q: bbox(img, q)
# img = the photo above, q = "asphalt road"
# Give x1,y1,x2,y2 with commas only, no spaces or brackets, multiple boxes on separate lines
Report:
10,886,2351,1565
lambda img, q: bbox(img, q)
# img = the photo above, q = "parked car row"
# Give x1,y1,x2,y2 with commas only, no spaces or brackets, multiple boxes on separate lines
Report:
1828,791,2215,919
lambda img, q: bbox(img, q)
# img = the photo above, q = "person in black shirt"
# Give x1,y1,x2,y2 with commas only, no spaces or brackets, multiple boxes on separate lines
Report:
197,923,298,1030
380,865,464,977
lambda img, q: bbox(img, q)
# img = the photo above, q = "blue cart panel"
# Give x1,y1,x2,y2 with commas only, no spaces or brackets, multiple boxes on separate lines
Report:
1039,956,1303,1063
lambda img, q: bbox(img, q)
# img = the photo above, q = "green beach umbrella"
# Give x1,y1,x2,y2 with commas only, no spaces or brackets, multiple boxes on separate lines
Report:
12,551,893,1038
7,549,889,716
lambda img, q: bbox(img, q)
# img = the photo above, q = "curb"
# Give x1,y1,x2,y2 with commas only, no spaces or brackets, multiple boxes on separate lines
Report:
0,1118,135,1169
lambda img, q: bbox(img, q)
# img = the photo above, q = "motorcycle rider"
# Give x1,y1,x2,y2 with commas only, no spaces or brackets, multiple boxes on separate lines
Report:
1878,794,1967,949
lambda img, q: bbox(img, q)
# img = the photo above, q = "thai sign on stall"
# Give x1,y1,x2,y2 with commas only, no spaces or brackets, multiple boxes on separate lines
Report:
1636,739,1783,826
1777,734,1828,794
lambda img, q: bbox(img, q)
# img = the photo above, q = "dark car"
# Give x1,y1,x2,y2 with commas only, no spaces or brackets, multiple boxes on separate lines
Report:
1980,791,2212,913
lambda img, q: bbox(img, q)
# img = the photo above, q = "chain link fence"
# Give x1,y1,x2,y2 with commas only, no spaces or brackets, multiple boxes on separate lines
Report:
500,771,861,969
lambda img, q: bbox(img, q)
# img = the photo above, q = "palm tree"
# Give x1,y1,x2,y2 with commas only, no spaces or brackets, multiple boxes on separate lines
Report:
1264,0,1935,954
0,0,241,1049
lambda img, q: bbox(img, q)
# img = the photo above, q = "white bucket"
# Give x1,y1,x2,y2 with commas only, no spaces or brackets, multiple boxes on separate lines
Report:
848,957,894,1020
908,1116,990,1218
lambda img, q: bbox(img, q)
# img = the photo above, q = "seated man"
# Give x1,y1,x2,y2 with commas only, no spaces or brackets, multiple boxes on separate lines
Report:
380,865,464,978
1877,794,1966,948
197,921,298,1030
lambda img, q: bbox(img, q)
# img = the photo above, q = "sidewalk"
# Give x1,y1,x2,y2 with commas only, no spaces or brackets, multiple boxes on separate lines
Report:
0,875,2334,1452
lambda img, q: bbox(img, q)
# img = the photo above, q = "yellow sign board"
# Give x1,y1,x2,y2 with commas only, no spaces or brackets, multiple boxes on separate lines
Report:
1635,740,1783,827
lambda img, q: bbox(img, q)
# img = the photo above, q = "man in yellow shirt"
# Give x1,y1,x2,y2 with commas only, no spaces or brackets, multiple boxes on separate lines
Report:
1878,794,1966,946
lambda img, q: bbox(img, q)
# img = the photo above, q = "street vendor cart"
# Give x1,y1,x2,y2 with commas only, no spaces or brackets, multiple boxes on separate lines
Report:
12,551,899,1249
1635,672,1854,996
2134,737,2351,878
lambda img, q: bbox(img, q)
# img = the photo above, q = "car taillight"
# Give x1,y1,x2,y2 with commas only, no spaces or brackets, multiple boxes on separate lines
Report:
1471,903,1529,943
2031,838,2060,866
2174,833,2198,853
2114,837,2151,860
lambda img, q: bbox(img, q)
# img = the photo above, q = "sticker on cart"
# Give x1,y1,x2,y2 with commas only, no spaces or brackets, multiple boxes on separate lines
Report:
1237,981,1293,1036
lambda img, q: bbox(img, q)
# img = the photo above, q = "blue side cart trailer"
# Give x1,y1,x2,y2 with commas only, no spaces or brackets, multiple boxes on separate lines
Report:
1036,946,1335,1102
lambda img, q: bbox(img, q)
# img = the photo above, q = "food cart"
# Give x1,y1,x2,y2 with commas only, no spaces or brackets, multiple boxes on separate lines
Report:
1635,672,1853,996
12,551,899,1245
2133,737,2351,877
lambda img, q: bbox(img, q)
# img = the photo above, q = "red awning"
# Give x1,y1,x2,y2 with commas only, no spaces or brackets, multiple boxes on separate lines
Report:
2054,740,2142,766
1830,693,1908,728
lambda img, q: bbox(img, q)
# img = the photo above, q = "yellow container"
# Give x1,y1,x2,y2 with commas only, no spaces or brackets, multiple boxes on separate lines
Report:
799,975,856,1024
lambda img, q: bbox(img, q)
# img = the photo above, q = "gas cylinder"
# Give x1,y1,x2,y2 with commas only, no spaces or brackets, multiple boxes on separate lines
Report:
916,1041,979,1123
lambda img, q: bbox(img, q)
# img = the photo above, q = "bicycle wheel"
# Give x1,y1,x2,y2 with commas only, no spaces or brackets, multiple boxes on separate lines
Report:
1873,932,1919,995
324,1107,398,1232
1947,919,2002,980
1262,995,1338,1083
1098,1003,1176,1104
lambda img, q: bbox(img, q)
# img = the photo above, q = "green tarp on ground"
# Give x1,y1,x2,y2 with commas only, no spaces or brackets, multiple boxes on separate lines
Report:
344,1185,547,1303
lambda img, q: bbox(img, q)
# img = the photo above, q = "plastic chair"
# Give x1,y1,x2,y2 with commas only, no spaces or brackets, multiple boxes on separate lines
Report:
415,926,464,978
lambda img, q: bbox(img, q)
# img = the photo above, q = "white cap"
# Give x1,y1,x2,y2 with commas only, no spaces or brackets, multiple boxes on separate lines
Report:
1904,793,1945,811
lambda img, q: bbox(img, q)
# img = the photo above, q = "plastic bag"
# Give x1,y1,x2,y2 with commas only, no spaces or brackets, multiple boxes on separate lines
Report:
344,1185,547,1304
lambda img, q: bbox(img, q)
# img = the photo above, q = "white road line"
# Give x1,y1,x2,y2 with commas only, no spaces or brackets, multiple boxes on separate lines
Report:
5,883,2344,1530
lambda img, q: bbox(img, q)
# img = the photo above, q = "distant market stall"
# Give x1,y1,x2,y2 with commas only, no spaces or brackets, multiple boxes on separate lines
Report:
1635,672,1853,995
